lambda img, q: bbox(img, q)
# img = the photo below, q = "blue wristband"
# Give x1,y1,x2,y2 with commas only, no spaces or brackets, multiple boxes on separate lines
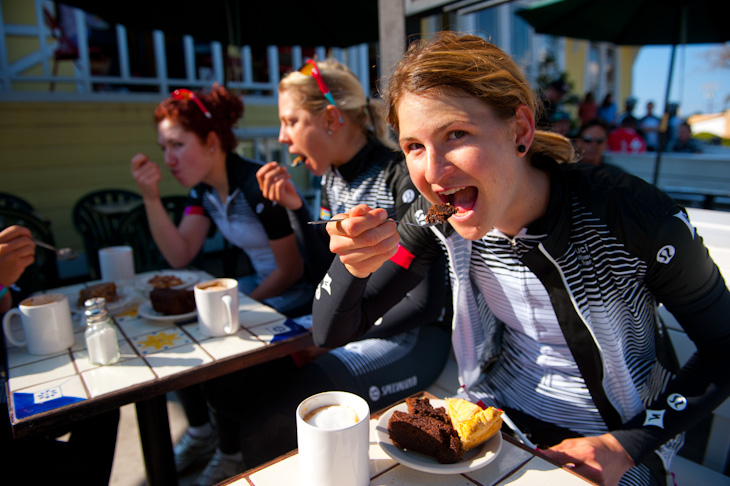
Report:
0,285,8,299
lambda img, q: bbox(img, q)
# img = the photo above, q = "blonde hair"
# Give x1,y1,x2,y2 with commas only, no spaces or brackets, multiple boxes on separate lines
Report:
385,32,575,164
279,59,395,149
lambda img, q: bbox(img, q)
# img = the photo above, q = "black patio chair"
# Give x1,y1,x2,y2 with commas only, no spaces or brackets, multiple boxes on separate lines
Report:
72,189,142,279
117,195,189,273
0,192,36,213
0,207,60,297
0,192,52,226
117,195,248,276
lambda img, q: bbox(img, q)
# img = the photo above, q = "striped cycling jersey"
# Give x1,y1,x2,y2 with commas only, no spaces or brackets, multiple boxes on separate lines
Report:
323,162,396,220
468,228,606,436
320,141,428,376
187,153,293,281
319,140,417,223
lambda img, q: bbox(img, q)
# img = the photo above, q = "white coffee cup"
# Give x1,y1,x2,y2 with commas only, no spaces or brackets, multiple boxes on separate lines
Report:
296,391,370,486
194,278,239,337
2,294,75,355
99,245,135,284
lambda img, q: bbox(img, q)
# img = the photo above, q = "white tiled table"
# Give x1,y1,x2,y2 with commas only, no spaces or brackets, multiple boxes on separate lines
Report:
226,394,594,486
3,270,313,486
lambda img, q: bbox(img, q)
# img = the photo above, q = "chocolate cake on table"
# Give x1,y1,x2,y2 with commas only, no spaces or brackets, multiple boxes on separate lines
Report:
425,202,457,224
387,396,504,464
387,397,463,464
78,282,118,308
149,288,195,315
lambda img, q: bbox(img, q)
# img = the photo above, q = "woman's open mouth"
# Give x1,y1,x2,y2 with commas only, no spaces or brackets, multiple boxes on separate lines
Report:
438,186,477,214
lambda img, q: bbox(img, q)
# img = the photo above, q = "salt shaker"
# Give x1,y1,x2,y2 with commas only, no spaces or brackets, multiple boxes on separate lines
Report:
84,297,121,366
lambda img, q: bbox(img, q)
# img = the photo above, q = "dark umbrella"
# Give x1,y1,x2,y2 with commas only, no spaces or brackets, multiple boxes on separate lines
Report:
517,0,730,184
59,0,379,48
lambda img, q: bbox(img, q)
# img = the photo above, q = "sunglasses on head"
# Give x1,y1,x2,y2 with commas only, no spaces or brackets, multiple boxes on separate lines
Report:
171,89,212,119
299,59,343,124
581,135,606,144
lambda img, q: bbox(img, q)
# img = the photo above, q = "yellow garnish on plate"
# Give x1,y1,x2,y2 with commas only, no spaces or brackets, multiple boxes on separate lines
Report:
445,397,503,451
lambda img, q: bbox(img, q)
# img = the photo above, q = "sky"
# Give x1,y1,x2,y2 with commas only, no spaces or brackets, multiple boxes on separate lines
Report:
632,43,729,118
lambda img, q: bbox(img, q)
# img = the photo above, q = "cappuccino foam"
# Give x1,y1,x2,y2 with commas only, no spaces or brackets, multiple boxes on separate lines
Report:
22,294,63,307
304,405,359,429
199,282,229,291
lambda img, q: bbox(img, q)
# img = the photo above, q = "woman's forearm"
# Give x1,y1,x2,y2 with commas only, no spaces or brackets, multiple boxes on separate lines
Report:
143,199,204,268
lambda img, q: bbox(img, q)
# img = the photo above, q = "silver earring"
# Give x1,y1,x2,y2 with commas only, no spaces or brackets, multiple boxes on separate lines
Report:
327,130,333,135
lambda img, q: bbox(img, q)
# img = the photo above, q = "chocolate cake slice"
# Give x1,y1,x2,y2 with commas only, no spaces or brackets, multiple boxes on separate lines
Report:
78,282,118,308
388,397,463,464
407,396,449,422
425,202,457,224
150,288,195,315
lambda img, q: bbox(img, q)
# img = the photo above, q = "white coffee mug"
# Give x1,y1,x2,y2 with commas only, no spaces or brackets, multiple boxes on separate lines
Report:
296,391,370,486
194,278,239,337
98,245,135,284
2,294,75,355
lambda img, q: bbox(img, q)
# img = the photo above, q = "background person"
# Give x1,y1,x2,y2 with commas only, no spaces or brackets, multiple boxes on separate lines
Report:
597,93,617,128
312,32,730,486
615,96,637,127
639,101,661,152
549,110,573,137
537,78,569,129
664,103,682,149
574,118,610,165
607,116,647,153
578,91,598,125
131,84,313,485
666,121,703,153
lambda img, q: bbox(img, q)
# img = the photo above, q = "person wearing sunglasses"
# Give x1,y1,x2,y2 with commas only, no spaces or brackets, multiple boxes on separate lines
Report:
574,118,610,165
130,84,313,485
312,32,730,486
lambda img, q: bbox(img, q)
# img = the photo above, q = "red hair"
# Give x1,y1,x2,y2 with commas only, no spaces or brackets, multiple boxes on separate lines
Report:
154,84,244,152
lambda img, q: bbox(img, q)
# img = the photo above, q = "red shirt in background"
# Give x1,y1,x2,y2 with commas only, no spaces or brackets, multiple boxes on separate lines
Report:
607,128,647,153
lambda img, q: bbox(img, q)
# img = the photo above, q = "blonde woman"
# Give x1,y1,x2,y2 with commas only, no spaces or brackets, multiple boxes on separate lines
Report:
202,59,452,466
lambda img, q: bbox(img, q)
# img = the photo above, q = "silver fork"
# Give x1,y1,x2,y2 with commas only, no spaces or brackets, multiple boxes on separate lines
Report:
307,218,441,228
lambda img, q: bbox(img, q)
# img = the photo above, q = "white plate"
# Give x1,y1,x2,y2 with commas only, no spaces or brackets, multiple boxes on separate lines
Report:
137,300,198,322
376,399,502,475
135,270,201,291
105,291,134,314
69,285,133,311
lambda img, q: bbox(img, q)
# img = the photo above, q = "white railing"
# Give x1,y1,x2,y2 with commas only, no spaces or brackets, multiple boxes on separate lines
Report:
0,0,370,103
